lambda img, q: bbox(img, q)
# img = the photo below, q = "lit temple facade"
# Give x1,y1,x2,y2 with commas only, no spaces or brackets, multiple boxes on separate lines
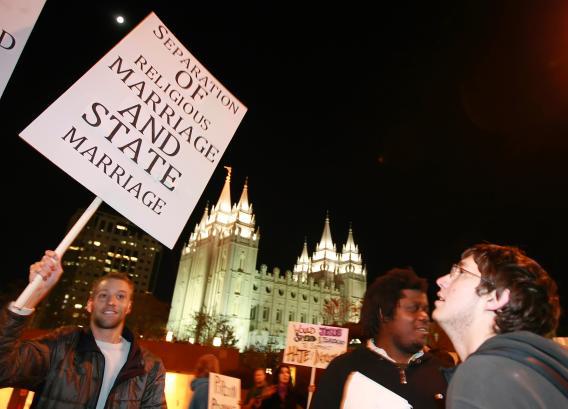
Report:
167,169,367,350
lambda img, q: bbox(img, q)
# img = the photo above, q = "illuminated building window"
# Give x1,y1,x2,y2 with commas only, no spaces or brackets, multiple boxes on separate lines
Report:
262,307,270,321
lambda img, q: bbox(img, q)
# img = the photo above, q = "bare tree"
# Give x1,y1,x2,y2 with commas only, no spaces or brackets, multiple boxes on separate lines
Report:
322,297,360,325
188,309,239,347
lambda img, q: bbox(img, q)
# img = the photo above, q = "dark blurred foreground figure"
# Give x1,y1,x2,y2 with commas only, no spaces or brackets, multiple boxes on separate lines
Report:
433,243,568,408
261,364,304,409
0,250,167,409
189,354,220,409
244,367,271,409
311,268,448,409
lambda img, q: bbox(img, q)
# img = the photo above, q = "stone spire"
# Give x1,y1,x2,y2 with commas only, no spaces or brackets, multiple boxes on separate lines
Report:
215,166,232,213
311,213,338,279
293,238,311,282
318,211,334,250
237,177,250,211
339,223,366,276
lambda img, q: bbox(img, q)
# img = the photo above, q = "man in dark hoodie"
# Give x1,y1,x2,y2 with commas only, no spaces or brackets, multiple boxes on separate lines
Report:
311,268,448,409
433,243,568,408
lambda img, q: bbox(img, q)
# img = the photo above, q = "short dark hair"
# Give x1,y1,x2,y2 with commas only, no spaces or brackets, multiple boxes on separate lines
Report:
360,267,428,340
90,272,135,299
463,243,560,337
253,367,266,376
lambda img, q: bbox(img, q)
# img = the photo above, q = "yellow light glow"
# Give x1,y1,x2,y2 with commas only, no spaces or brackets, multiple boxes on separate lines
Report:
165,372,194,409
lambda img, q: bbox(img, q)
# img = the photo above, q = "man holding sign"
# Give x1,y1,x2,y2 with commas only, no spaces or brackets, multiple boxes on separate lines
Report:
310,268,448,409
0,250,167,409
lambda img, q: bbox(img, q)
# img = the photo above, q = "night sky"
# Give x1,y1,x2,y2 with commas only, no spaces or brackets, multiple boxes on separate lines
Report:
1,0,567,333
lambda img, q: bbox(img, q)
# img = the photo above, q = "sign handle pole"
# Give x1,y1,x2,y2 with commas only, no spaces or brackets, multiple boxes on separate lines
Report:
307,366,316,409
14,196,103,309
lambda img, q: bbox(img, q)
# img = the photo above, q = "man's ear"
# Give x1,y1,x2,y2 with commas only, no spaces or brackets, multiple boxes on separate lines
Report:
86,299,93,313
126,300,132,315
485,288,510,312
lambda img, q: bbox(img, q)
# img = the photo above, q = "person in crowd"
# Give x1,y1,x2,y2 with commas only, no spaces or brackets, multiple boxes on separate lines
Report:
0,250,167,409
244,367,271,409
189,353,220,409
433,243,568,408
310,268,448,409
261,364,303,409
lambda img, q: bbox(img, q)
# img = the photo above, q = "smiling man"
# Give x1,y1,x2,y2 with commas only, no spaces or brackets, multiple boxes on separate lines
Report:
311,268,448,409
433,243,568,408
0,250,167,409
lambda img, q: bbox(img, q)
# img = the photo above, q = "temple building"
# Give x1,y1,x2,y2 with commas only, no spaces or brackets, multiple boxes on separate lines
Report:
167,169,366,350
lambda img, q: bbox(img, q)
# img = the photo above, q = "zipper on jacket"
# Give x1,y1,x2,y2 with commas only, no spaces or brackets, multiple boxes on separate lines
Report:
92,350,105,409
397,366,407,384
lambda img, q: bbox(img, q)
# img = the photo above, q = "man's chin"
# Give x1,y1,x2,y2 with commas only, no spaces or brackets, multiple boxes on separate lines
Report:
399,341,425,356
93,317,122,330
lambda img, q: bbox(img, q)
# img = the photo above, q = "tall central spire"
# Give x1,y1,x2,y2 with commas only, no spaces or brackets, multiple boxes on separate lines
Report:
216,166,232,213
318,212,334,250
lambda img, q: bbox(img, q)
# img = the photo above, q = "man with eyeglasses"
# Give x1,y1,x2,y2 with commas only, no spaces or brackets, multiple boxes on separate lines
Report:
433,243,567,408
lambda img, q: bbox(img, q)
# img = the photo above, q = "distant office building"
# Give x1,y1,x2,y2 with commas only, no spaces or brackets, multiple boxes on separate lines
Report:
34,208,163,328
167,169,367,350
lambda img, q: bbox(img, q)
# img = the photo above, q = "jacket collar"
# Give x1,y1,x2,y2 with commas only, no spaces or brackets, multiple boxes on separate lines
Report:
76,326,146,380
367,338,426,364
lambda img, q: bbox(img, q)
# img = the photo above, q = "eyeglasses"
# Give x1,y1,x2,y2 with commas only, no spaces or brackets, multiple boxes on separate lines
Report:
449,264,494,286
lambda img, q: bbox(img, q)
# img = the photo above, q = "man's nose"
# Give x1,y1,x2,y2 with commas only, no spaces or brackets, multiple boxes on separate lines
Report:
436,274,449,288
417,309,430,322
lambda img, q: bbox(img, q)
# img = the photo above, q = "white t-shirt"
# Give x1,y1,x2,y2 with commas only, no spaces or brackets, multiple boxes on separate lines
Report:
94,337,131,409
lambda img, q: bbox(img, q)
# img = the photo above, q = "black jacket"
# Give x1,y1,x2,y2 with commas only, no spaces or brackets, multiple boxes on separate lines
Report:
0,306,167,409
310,345,447,409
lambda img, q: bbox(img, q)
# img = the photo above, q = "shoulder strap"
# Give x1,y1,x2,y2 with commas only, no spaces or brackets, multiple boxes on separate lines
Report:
475,347,568,399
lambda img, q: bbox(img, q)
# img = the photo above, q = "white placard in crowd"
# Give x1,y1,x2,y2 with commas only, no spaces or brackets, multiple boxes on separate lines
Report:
208,372,240,409
0,0,47,98
283,321,349,369
341,371,412,409
20,12,247,248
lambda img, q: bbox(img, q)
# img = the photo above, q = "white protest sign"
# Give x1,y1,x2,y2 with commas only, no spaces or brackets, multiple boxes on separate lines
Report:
208,372,240,409
20,12,247,248
283,321,349,369
0,0,47,98
341,372,412,409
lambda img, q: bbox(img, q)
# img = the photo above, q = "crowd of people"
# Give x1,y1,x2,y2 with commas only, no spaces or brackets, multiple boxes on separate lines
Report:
0,243,566,408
